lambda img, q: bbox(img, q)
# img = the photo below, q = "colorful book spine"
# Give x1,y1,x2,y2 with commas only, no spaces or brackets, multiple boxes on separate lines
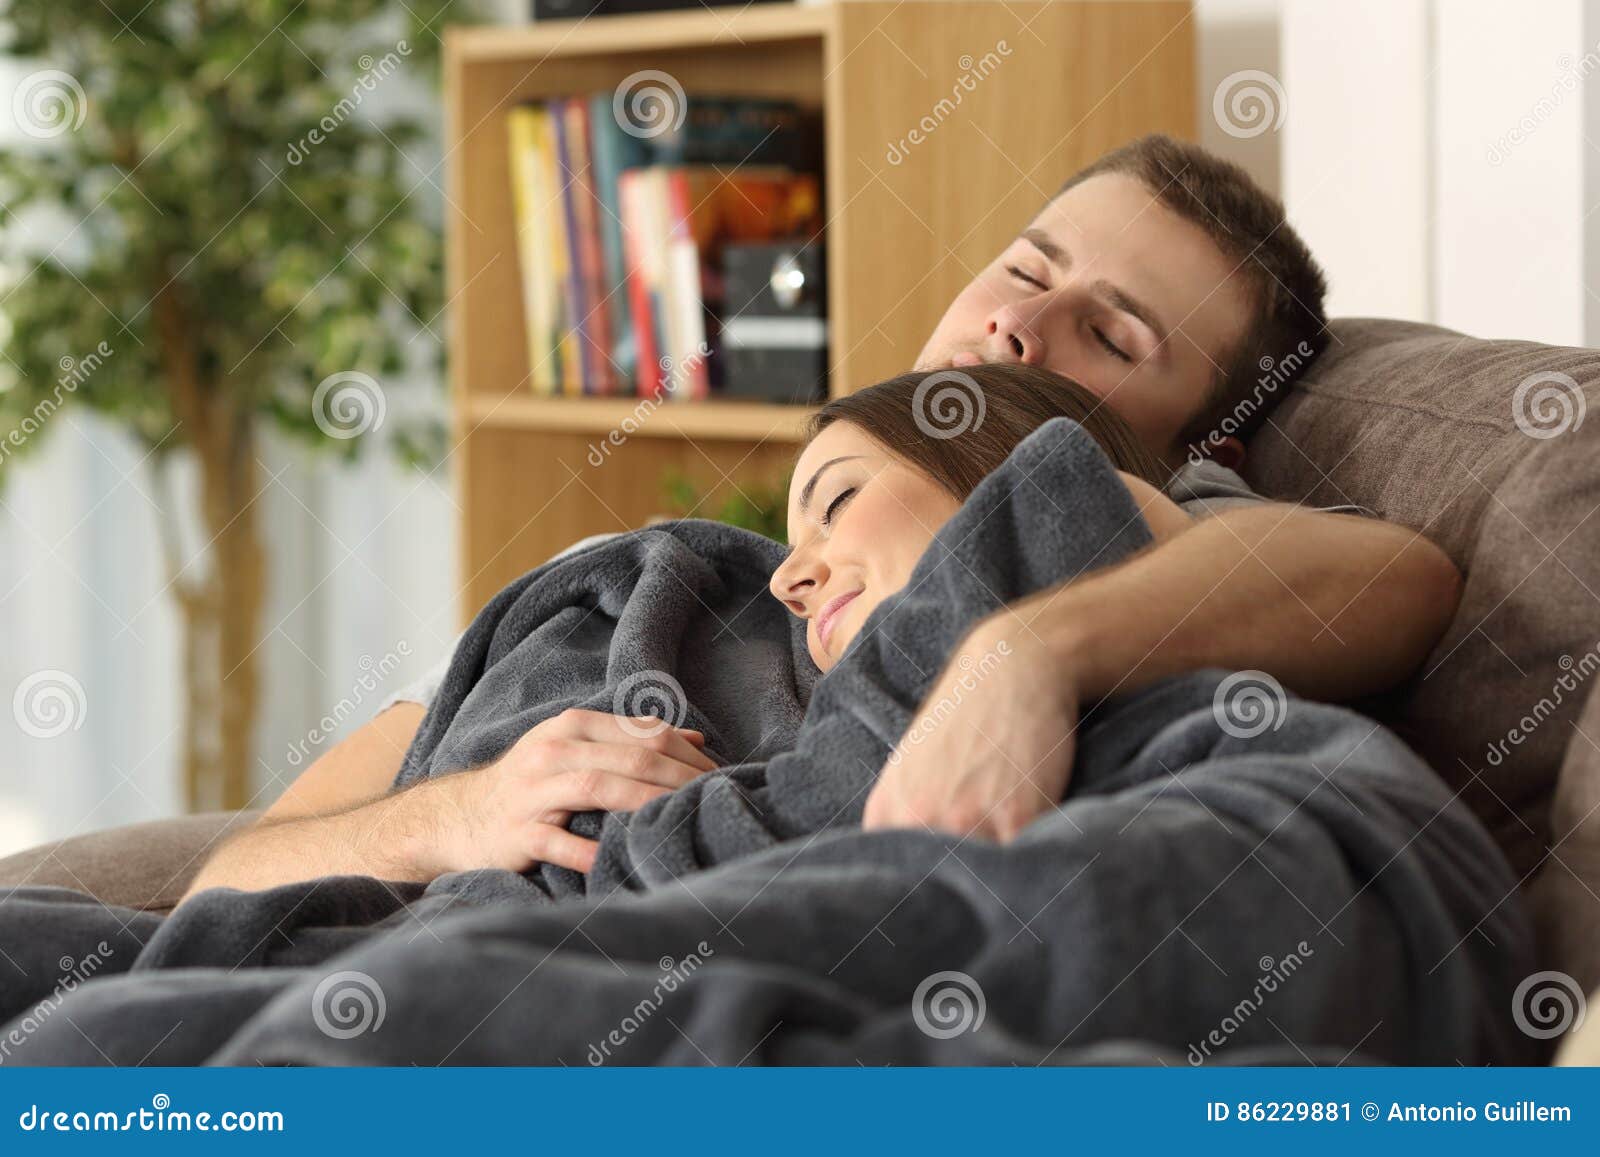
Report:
550,105,586,395
587,91,647,394
564,98,614,395
617,170,662,399
507,105,559,396
663,169,711,399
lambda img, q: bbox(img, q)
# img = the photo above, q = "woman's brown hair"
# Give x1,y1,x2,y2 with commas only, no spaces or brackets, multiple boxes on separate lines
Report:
805,363,1166,499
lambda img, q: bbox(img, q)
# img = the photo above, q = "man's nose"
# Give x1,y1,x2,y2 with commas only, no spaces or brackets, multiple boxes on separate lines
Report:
983,304,1046,365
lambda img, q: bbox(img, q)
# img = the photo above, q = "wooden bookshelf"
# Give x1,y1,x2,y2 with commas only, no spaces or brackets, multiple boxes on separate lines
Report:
446,0,1195,617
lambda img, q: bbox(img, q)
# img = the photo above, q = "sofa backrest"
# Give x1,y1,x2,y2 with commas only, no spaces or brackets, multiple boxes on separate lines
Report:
1244,318,1600,970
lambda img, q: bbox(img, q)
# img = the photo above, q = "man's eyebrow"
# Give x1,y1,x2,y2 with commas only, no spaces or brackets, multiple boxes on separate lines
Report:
1093,278,1169,344
798,455,862,513
1022,227,1070,268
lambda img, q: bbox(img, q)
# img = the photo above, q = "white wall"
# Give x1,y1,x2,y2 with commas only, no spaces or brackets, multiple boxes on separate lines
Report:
1274,0,1600,345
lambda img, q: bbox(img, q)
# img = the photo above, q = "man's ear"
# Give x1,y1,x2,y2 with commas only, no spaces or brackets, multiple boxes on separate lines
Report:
1200,436,1247,472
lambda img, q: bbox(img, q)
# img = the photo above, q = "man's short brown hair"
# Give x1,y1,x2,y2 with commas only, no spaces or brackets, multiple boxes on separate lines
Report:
1059,133,1329,452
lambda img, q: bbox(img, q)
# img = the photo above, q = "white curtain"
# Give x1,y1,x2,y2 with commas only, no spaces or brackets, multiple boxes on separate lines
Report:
0,408,458,858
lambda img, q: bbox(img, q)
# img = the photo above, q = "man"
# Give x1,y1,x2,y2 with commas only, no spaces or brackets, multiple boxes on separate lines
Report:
179,135,1459,898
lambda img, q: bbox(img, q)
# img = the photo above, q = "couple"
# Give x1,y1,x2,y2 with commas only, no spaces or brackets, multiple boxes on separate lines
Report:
181,133,1462,901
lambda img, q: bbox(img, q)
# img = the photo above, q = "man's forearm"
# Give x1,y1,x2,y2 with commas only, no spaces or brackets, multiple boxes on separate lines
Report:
1001,506,1461,704
177,780,453,904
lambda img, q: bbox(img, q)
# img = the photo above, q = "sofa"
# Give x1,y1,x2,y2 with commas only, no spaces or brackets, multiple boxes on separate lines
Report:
2,317,1597,1059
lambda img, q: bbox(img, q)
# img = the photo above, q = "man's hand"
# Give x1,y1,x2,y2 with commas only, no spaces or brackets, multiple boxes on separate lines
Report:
427,708,717,876
863,620,1080,842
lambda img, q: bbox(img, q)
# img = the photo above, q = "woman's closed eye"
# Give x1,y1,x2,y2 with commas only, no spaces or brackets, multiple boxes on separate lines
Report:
822,487,856,527
1091,325,1133,363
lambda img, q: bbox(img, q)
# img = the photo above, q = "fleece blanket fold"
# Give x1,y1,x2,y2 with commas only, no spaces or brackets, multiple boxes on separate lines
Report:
0,419,1539,1065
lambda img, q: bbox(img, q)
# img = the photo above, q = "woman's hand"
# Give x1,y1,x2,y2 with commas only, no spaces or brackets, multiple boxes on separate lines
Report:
427,708,717,876
862,613,1081,842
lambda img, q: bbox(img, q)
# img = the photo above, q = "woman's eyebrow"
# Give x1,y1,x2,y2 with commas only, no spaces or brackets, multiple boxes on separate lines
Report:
798,455,862,513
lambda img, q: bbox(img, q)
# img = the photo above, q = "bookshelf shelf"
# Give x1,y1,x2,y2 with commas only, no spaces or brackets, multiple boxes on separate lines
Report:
466,394,816,441
446,0,1195,619
449,6,830,61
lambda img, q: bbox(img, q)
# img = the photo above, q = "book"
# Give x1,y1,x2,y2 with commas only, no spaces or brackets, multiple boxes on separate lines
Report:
562,98,615,394
549,104,586,395
513,96,822,400
617,169,664,399
507,105,561,396
587,91,648,393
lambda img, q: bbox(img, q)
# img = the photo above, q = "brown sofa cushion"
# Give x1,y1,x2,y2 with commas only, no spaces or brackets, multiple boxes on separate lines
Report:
0,810,260,913
1528,679,1600,997
1246,318,1600,879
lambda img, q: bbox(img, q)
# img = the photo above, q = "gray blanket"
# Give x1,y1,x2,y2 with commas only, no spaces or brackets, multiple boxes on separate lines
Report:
0,420,1540,1065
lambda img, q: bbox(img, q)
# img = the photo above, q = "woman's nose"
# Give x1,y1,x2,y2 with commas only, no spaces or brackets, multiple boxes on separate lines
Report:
983,304,1046,366
770,551,827,614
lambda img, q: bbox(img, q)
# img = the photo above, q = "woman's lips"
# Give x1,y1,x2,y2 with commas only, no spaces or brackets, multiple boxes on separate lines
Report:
815,589,862,653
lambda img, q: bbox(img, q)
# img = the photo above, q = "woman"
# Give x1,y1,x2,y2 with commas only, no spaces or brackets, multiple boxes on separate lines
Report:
772,363,1186,673
180,365,1190,900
